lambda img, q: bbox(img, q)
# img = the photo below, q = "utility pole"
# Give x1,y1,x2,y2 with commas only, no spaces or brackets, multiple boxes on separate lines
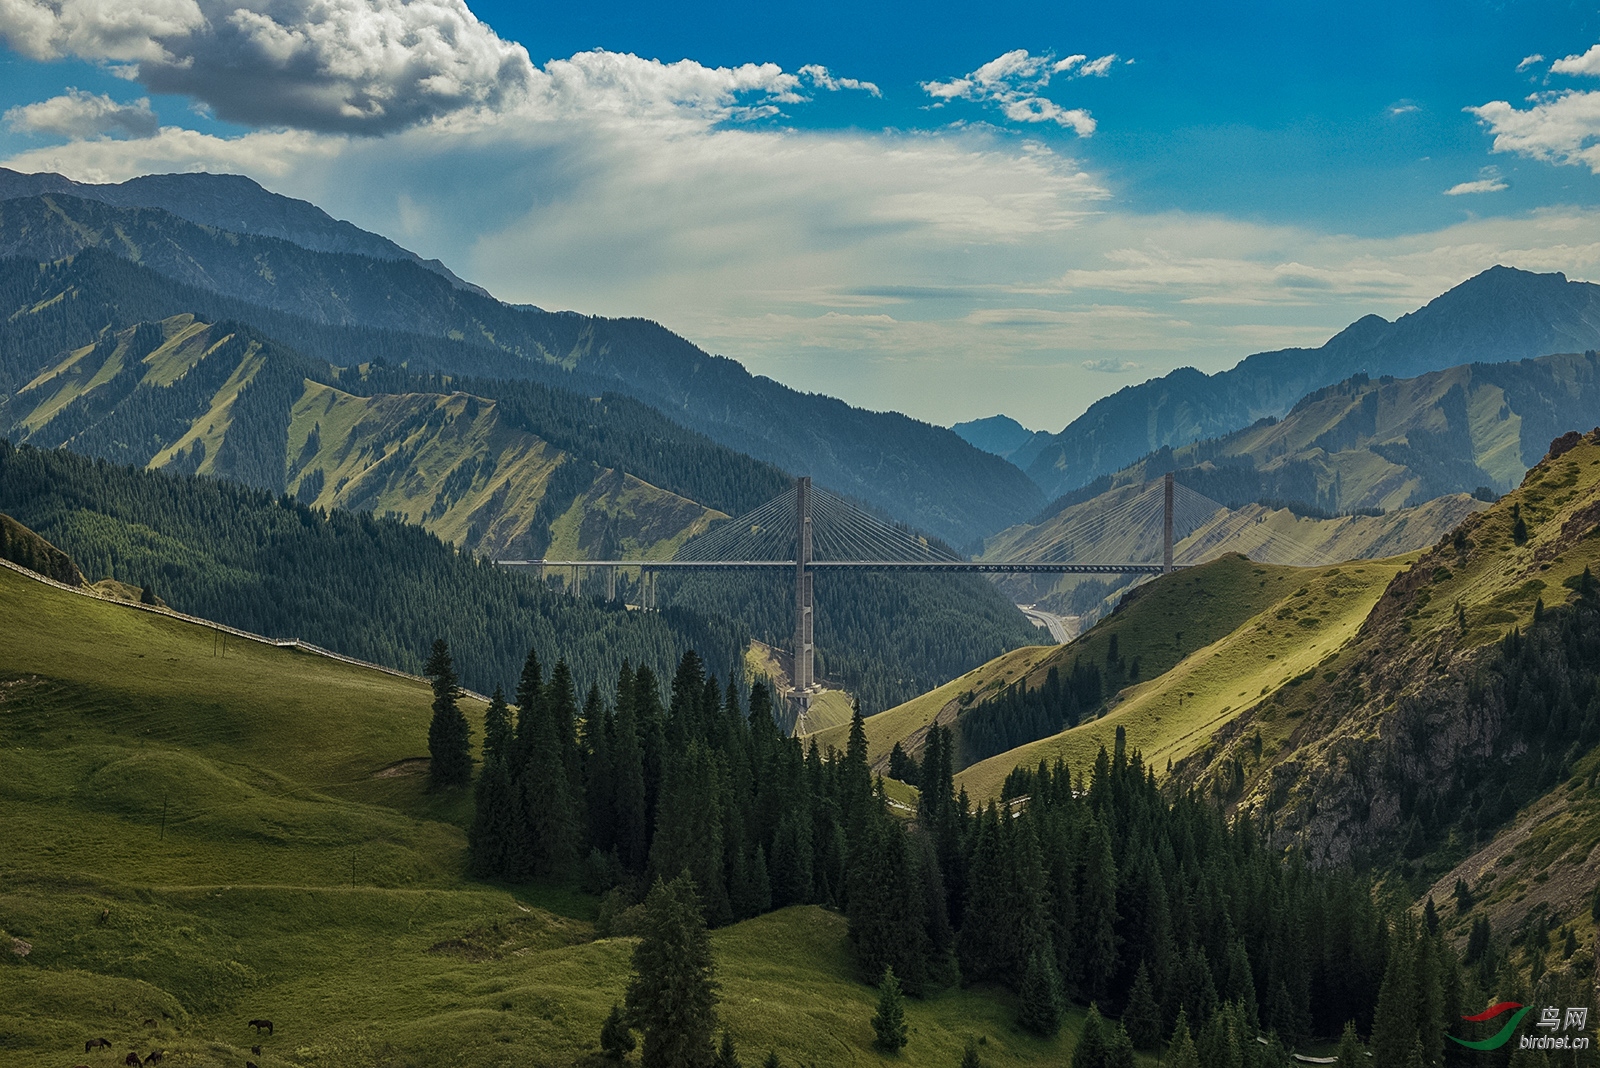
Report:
793,476,814,707
1163,472,1175,575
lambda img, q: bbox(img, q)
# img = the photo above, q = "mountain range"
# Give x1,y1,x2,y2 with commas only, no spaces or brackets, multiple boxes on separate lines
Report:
1021,266,1600,499
0,180,1044,545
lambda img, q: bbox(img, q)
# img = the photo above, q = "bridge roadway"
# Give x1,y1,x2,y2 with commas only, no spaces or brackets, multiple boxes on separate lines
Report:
497,559,1174,575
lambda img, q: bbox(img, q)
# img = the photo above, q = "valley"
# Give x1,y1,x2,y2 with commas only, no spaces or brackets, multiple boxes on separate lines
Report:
2,165,1600,1068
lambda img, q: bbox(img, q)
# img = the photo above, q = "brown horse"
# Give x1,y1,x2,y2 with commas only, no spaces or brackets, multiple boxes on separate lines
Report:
84,1038,112,1052
247,1019,274,1036
123,1054,142,1067
145,1053,163,1064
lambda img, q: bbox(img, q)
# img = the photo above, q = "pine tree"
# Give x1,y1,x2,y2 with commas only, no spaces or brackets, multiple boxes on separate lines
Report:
1336,1021,1363,1067
467,754,518,876
482,686,512,764
1103,1021,1135,1068
1017,945,1064,1035
1071,1004,1107,1068
1164,1014,1201,1068
625,873,719,1068
601,1001,636,1061
959,1039,982,1068
714,1030,741,1068
425,639,472,787
1123,960,1162,1049
871,966,909,1053
1371,921,1418,1068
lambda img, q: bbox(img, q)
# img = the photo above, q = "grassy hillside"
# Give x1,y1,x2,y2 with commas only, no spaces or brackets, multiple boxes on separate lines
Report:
1165,431,1600,967
956,555,1408,800
0,563,1101,1067
8,315,722,559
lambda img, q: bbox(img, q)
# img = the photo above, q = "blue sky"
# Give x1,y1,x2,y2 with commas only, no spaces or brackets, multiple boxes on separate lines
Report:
4,0,1600,429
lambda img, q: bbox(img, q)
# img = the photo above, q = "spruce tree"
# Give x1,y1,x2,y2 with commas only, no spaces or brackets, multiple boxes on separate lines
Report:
870,966,909,1054
467,753,518,876
1017,945,1064,1035
1165,1015,1201,1068
714,1030,741,1068
1103,1021,1135,1068
959,1039,982,1068
1071,1004,1107,1068
482,686,512,764
625,874,719,1068
1336,1021,1363,1067
601,1001,636,1061
1371,921,1418,1068
1123,960,1162,1049
425,639,472,787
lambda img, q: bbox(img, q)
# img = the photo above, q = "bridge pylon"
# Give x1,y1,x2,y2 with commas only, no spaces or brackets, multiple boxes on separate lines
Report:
1163,472,1175,575
793,476,815,708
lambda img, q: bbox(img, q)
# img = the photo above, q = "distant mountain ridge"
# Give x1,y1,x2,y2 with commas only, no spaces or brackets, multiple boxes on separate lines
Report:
951,414,1034,457
0,168,489,296
0,186,1044,544
1025,266,1600,498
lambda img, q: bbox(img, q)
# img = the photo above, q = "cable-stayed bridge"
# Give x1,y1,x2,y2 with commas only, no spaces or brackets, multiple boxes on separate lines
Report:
500,474,1235,706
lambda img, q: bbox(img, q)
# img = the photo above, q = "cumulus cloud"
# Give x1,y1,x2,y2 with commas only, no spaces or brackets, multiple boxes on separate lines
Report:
798,64,880,97
1444,176,1508,195
0,0,535,133
921,48,1117,135
1467,90,1600,173
1552,45,1600,76
4,88,157,138
1518,53,1545,72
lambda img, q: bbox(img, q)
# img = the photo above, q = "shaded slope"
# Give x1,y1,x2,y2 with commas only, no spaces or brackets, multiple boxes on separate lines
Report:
1026,266,1600,498
0,511,83,586
0,166,486,294
0,194,1042,542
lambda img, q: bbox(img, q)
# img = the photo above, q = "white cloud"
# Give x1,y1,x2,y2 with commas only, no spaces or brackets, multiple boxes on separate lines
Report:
920,48,1116,134
1443,177,1508,195
1518,53,1545,72
1467,90,1600,173
4,88,157,139
798,64,880,97
0,0,534,132
1082,358,1141,373
1552,44,1600,76
1388,102,1419,116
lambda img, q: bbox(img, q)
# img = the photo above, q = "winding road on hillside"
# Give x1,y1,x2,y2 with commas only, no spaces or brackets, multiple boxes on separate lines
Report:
1017,605,1078,644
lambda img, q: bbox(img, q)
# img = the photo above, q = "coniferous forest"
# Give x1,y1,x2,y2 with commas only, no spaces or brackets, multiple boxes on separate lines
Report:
461,637,1592,1066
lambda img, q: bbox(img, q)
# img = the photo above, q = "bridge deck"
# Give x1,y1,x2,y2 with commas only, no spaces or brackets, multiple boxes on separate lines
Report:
498,559,1173,575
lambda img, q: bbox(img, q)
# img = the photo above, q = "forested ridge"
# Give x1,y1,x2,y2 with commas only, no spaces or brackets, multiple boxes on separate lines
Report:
662,570,1044,713
466,639,1592,1065
0,440,744,697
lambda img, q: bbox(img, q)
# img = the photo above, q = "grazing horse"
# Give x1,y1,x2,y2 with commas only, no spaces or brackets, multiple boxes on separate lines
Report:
145,1052,163,1064
98,908,110,925
247,1019,274,1035
84,1038,112,1052
251,1046,262,1055
123,1054,142,1066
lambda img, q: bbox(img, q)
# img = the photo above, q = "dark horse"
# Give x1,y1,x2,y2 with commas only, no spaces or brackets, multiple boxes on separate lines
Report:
248,1019,274,1036
84,1038,111,1052
123,1054,142,1067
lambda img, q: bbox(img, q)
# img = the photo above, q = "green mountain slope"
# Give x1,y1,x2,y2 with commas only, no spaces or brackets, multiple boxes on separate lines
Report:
0,190,1043,543
1025,266,1600,498
5,314,722,558
0,562,1097,1068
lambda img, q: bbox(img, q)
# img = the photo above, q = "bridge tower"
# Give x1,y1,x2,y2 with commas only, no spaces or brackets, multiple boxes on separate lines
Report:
793,476,815,707
1162,472,1175,575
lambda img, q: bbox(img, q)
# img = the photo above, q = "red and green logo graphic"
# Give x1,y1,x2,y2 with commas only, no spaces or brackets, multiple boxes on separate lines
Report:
1450,1002,1530,1051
